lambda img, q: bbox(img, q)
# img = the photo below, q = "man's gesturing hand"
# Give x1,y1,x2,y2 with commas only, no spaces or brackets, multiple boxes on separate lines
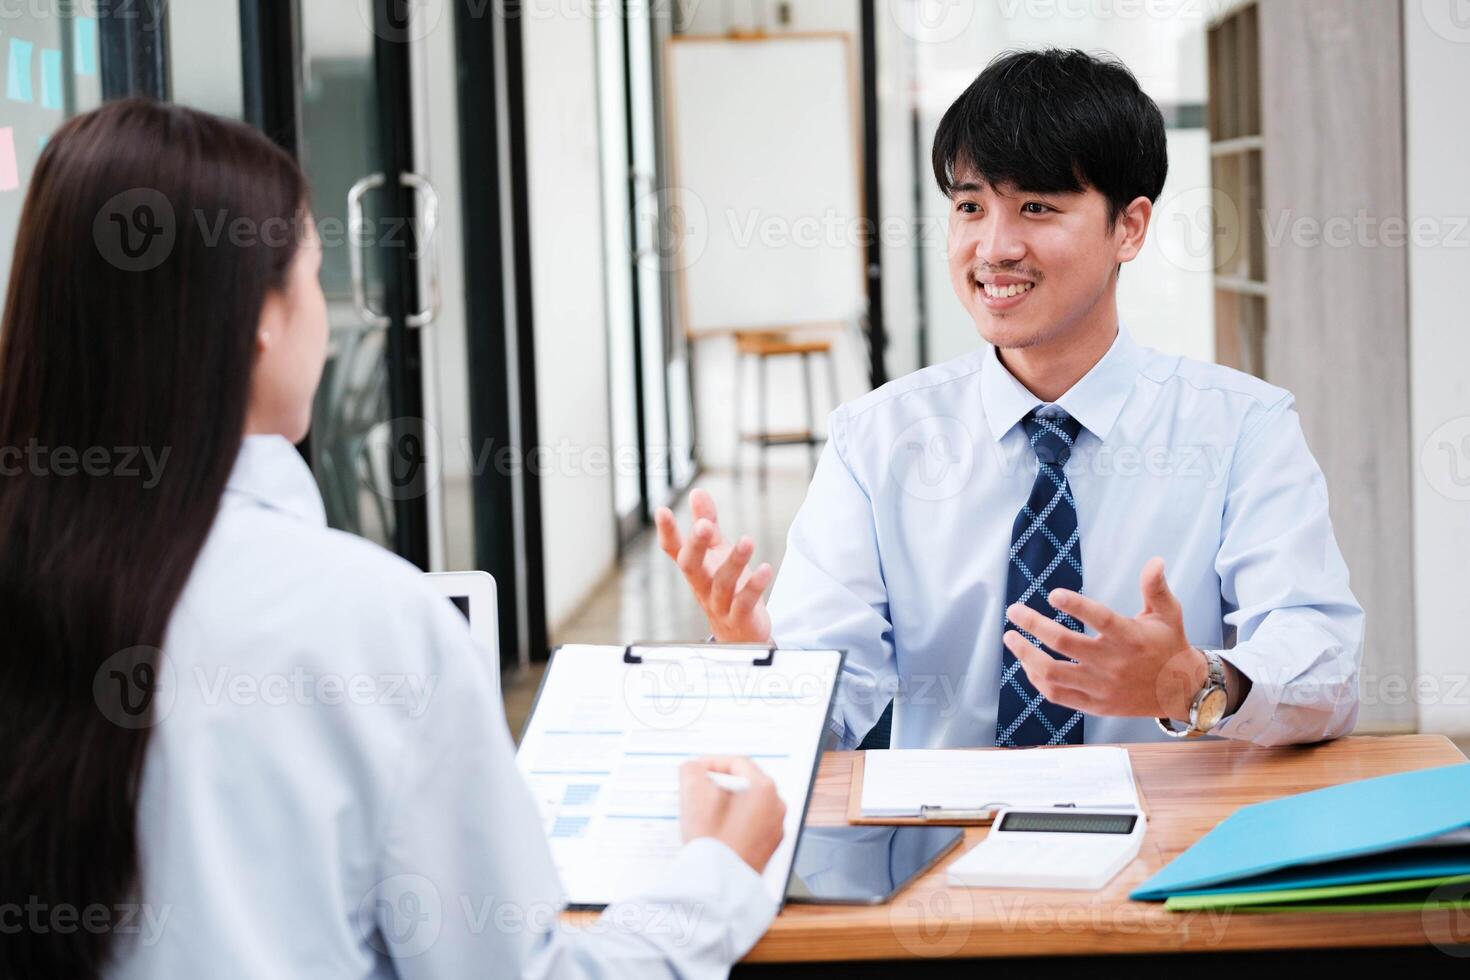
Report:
654,488,774,644
1003,556,1210,722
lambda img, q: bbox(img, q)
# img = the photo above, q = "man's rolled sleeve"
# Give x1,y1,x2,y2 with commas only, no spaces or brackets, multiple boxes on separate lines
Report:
1208,395,1364,746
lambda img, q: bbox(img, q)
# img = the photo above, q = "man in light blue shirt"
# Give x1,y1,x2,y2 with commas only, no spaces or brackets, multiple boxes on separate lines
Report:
656,48,1362,751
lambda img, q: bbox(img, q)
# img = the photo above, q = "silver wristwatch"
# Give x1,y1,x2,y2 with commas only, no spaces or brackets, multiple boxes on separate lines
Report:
1156,649,1228,738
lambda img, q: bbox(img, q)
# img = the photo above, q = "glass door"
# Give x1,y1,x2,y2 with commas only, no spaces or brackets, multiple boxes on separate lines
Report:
600,1,698,530
296,0,434,566
597,1,650,542
647,6,697,495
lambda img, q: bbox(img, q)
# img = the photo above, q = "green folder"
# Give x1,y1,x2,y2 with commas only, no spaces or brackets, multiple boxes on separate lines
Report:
1162,872,1470,913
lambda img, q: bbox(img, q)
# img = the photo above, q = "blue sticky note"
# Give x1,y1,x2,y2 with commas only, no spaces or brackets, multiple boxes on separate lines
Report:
38,134,49,151
75,17,98,76
41,48,62,110
7,38,34,104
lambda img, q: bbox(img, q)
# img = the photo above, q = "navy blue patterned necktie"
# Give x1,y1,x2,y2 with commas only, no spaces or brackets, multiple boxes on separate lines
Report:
996,408,1086,747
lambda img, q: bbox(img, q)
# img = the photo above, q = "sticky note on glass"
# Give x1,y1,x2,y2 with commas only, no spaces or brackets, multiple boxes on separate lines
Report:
7,38,34,104
41,48,62,110
75,16,98,76
0,128,20,192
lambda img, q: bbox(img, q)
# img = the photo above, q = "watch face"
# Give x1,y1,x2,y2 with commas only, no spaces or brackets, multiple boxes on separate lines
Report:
1196,687,1229,731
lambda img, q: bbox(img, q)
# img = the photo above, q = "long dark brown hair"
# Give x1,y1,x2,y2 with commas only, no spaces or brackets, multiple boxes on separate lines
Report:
0,99,307,979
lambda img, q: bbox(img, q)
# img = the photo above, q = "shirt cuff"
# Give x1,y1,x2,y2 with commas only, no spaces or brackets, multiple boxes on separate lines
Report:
1208,647,1272,742
632,836,777,961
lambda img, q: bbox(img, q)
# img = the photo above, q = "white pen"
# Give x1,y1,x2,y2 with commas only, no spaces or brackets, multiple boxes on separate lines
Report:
707,772,750,793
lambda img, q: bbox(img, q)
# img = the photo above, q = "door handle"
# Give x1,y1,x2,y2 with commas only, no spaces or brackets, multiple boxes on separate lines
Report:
347,173,390,328
348,172,440,329
400,172,441,329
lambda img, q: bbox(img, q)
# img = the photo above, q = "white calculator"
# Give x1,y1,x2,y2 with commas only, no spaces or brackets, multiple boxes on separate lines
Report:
946,806,1147,890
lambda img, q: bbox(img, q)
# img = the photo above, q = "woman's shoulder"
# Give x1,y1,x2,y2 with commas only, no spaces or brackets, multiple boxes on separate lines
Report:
179,500,472,670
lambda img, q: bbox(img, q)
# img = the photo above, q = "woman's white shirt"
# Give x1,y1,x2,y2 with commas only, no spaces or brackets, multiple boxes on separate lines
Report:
108,435,775,979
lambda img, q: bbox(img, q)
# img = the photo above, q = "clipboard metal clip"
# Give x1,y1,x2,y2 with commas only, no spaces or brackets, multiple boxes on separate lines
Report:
918,801,1008,821
622,642,777,666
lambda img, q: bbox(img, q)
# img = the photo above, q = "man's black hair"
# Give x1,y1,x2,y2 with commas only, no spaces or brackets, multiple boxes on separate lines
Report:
932,48,1168,227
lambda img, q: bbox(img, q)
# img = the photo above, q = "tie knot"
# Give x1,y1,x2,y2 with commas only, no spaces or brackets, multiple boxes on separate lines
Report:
1023,409,1082,467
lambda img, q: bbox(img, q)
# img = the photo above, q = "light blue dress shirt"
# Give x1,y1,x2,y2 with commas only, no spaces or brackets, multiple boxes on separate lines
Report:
110,436,774,980
766,326,1364,750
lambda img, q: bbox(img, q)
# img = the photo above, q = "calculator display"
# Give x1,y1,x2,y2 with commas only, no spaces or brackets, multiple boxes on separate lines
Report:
997,811,1138,835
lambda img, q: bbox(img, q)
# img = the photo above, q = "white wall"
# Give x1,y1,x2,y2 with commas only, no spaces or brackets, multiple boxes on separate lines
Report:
522,3,618,630
1404,7,1470,738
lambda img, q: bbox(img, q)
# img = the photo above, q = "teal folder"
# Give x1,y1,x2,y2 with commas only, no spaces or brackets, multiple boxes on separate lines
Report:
1131,762,1470,902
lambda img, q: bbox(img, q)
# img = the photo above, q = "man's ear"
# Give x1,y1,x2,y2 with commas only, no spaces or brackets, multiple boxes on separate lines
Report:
1114,195,1153,264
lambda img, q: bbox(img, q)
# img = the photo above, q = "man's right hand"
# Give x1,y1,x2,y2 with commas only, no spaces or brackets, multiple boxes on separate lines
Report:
654,488,774,644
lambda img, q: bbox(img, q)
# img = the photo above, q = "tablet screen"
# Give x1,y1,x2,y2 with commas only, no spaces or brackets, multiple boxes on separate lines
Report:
785,825,964,905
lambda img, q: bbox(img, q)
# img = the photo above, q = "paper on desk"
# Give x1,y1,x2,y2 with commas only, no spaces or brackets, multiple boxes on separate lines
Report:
859,745,1139,817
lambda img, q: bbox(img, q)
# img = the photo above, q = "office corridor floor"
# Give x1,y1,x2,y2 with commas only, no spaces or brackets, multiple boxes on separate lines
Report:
503,467,811,739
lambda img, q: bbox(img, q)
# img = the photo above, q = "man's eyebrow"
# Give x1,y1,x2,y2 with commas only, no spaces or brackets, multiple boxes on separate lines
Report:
949,179,984,193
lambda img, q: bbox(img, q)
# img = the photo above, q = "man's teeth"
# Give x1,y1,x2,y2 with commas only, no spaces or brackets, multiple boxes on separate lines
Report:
982,282,1035,299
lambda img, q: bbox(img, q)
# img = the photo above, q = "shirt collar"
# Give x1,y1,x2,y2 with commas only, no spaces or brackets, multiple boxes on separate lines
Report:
980,323,1142,444
224,434,328,527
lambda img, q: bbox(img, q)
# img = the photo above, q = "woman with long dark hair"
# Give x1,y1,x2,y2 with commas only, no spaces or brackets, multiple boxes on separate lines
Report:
0,99,783,980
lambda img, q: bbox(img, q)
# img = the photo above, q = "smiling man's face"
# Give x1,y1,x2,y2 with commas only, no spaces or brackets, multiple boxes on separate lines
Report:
946,169,1139,352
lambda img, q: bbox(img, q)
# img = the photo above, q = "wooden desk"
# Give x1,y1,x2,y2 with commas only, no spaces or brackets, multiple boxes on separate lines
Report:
743,735,1468,966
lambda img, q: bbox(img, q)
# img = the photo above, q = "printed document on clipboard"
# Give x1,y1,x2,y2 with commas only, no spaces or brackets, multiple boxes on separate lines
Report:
515,643,844,909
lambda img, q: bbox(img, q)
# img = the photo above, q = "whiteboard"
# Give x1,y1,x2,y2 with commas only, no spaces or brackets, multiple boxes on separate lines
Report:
665,34,865,335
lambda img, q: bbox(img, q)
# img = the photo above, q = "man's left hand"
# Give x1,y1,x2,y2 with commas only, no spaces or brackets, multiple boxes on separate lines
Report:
1004,556,1207,722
